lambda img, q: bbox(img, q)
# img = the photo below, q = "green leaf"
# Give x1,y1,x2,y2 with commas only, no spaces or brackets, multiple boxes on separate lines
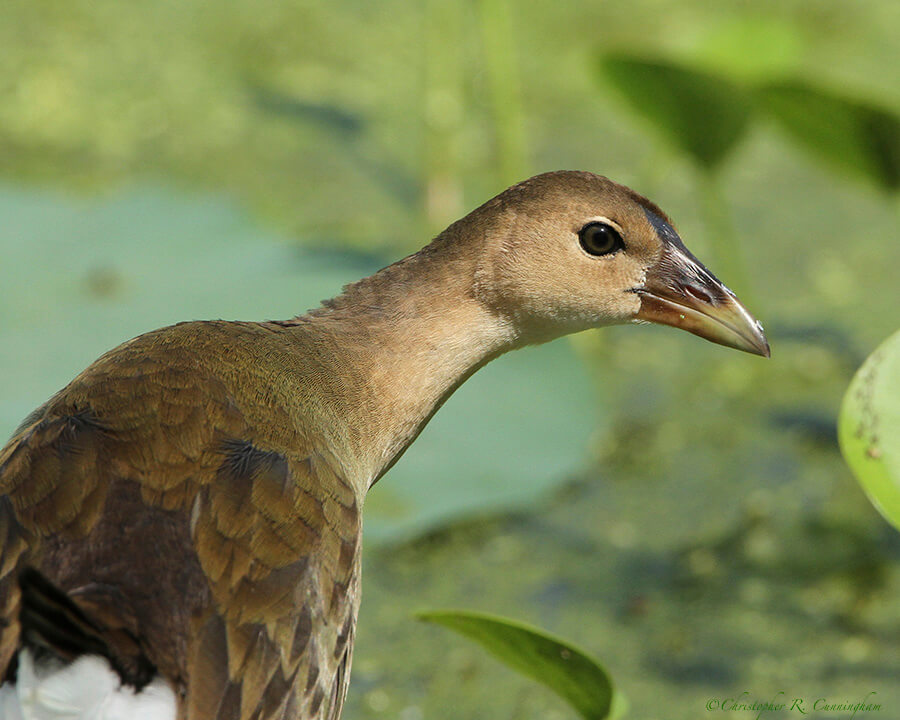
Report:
365,337,598,542
418,610,617,719
839,329,900,530
758,81,900,191
597,55,754,170
690,16,804,83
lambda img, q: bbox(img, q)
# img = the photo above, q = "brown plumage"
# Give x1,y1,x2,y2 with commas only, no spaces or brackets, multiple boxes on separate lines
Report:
0,171,768,719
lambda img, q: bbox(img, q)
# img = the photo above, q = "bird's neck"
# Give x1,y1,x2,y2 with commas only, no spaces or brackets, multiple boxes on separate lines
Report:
289,240,517,496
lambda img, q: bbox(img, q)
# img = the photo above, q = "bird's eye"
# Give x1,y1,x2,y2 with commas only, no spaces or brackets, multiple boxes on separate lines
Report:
578,222,624,257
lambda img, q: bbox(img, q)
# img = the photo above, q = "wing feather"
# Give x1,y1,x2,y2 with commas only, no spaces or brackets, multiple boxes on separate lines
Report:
0,323,363,719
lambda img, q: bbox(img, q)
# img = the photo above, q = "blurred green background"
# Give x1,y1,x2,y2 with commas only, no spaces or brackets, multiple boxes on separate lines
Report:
1,0,899,718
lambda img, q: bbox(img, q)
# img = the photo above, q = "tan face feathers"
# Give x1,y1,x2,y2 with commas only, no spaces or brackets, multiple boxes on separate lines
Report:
465,171,768,355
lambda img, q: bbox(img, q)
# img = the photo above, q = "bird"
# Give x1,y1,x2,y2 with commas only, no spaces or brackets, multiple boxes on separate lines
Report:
0,171,768,720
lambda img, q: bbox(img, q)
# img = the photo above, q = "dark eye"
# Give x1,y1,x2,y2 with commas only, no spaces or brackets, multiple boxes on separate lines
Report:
578,222,624,257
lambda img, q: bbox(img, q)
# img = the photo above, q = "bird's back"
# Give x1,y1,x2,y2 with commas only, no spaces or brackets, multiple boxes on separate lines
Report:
0,320,363,720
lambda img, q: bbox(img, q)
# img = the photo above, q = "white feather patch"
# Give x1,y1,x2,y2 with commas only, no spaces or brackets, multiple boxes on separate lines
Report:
0,650,176,720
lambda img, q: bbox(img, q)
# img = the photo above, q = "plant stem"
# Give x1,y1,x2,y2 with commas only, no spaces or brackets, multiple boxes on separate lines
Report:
696,167,753,303
423,0,465,233
477,0,528,187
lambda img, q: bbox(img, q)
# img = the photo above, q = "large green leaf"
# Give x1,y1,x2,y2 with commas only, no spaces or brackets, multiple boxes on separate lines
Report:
0,186,598,543
758,82,900,191
689,16,804,83
839,329,900,530
418,610,618,720
597,55,754,170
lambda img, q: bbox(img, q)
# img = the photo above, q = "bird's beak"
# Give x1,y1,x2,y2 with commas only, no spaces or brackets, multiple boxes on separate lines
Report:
632,245,770,357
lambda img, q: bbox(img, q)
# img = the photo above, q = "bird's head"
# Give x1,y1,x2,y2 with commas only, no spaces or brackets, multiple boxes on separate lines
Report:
469,170,769,356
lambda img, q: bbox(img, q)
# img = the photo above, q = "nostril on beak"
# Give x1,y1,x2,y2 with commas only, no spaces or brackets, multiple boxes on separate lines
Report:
683,284,716,305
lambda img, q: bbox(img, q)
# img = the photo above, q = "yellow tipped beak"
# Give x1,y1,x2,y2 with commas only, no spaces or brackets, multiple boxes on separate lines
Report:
633,248,770,358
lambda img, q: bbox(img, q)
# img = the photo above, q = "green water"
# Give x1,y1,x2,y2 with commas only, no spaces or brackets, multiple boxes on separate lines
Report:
1,0,899,717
